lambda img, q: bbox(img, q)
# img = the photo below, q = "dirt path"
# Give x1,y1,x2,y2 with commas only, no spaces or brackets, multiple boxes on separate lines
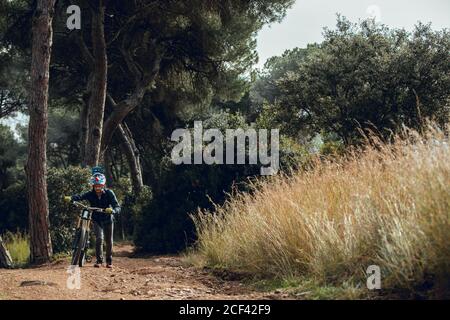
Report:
0,244,294,300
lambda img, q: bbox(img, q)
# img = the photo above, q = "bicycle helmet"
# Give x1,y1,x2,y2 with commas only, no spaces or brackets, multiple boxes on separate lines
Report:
90,173,106,187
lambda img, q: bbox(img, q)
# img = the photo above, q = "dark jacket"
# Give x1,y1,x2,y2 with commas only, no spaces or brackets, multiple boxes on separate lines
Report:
71,189,121,223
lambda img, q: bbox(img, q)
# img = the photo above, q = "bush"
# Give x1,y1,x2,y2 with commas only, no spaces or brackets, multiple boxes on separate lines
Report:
134,161,260,254
192,124,450,299
47,166,91,253
1,166,106,254
0,182,28,234
134,109,309,254
118,184,152,240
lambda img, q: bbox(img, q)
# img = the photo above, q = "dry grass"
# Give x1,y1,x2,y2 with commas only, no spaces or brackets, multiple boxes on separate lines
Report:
191,125,450,299
3,231,30,267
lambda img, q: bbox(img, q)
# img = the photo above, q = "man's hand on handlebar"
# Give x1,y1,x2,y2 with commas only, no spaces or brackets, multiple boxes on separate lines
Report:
68,200,113,214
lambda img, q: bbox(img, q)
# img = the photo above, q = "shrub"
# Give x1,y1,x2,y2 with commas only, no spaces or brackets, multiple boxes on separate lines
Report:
47,166,91,253
0,182,27,234
134,109,305,254
134,161,260,254
119,184,152,240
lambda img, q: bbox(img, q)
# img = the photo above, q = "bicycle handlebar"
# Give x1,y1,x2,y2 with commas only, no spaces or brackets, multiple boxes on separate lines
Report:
72,201,106,213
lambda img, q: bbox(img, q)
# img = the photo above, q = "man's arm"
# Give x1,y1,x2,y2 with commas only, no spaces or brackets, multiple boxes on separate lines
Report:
71,191,91,202
107,190,121,215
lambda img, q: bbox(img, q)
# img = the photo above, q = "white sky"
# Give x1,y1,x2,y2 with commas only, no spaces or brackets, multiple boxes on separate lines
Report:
256,0,450,68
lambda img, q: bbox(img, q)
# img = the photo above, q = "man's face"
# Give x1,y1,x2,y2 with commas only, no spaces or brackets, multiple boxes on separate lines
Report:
94,185,104,193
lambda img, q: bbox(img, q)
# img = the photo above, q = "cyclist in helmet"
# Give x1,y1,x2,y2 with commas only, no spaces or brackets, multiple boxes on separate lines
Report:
64,173,120,268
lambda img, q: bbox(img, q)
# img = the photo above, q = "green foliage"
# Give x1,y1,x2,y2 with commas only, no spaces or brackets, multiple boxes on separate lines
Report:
0,47,28,119
254,17,450,145
134,110,261,253
47,107,81,168
111,178,151,239
278,135,312,172
111,177,132,203
252,46,317,109
0,124,24,189
255,105,318,171
0,124,27,234
320,141,344,157
134,107,307,253
2,0,298,255
40,0,296,126
1,0,29,120
120,185,152,238
47,166,91,253
0,182,27,234
134,162,260,254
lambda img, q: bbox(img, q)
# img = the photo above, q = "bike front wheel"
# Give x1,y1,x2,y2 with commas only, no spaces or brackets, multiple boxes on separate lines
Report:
71,221,88,267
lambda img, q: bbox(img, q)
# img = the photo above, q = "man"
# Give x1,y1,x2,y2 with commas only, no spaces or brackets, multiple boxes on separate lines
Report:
64,173,120,268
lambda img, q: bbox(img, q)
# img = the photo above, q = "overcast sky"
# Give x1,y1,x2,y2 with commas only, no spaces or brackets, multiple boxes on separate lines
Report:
256,0,450,68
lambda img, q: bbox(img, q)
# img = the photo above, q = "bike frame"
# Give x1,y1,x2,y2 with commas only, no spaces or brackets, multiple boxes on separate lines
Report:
74,201,103,233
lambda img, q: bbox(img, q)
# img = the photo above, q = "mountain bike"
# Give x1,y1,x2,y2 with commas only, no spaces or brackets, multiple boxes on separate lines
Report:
70,201,106,267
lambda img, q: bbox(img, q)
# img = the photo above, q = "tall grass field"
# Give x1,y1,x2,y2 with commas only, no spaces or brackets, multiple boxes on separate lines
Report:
191,125,450,299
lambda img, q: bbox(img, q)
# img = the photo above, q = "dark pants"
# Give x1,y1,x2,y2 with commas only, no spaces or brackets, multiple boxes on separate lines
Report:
93,220,113,264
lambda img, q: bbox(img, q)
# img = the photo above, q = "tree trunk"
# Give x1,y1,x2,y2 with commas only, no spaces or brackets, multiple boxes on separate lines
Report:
104,147,114,187
100,51,162,153
0,236,13,268
26,0,55,264
79,93,89,166
84,0,107,167
101,85,147,153
117,123,144,194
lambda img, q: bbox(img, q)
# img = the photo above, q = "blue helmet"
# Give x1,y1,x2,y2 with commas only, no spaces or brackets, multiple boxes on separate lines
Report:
90,173,106,187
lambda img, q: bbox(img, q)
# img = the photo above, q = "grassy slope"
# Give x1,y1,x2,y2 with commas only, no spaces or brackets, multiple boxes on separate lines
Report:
191,126,450,299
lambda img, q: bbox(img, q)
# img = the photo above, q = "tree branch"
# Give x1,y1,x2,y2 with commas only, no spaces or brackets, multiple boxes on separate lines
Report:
75,33,95,69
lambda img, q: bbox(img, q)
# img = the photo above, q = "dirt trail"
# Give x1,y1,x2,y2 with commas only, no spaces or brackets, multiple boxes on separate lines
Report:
0,244,294,300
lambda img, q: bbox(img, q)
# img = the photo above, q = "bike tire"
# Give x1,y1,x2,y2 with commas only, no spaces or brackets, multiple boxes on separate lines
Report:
71,230,81,265
71,222,88,267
